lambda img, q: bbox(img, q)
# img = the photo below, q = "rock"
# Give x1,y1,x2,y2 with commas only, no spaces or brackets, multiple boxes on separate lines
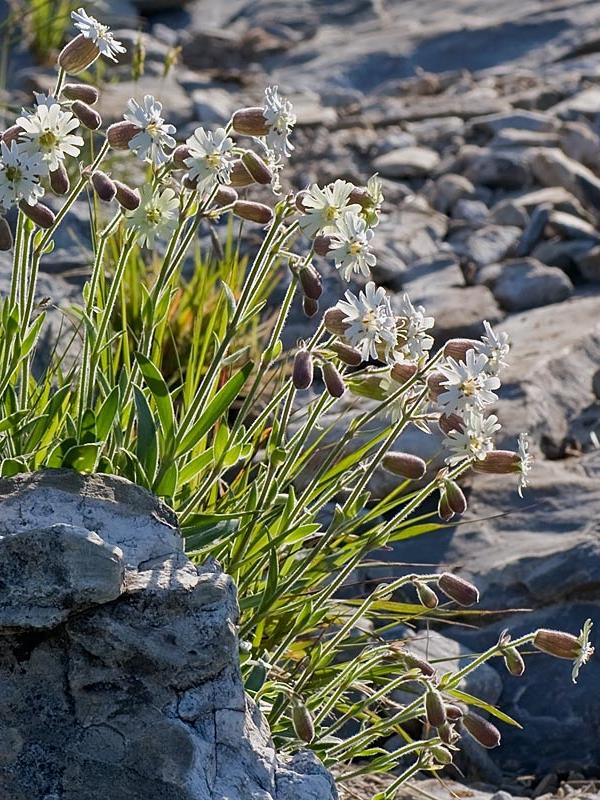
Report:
468,110,557,137
491,258,573,311
459,147,531,189
550,86,600,120
452,198,489,225
532,238,596,271
192,87,236,125
372,146,440,179
488,201,529,228
449,224,521,269
559,121,600,169
96,75,194,126
593,368,600,398
489,128,559,149
530,148,600,213
414,284,502,343
425,173,476,214
546,210,600,241
497,186,592,220
0,471,336,800
513,203,551,257
575,244,600,281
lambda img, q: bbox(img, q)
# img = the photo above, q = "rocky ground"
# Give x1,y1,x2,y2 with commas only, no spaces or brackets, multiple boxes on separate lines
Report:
3,0,600,796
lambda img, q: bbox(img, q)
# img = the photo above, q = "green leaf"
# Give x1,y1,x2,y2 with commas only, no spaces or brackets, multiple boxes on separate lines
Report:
134,352,175,441
96,386,120,440
179,449,214,484
63,443,100,472
154,460,179,497
133,384,158,483
447,688,522,728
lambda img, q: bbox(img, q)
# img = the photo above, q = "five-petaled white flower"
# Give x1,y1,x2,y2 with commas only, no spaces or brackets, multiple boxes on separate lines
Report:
0,141,46,209
71,7,126,62
437,349,500,415
184,127,234,190
300,179,361,238
336,281,397,361
124,95,176,167
394,293,434,363
263,85,296,158
17,103,83,171
330,211,376,280
516,432,533,497
445,410,501,465
480,320,510,376
126,185,179,248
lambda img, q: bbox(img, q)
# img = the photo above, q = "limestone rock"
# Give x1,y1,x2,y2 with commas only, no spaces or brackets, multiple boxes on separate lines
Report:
490,258,573,311
373,146,440,179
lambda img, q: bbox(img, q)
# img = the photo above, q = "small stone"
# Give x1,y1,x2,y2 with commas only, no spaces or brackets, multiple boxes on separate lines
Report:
468,110,557,137
489,200,530,227
574,244,600,282
514,203,551,257
592,368,600,399
546,210,600,241
492,258,573,311
452,198,488,225
531,148,600,213
372,146,440,178
559,121,600,168
426,173,476,214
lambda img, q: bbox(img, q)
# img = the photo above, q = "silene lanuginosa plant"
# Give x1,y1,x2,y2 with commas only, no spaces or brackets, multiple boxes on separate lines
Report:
0,9,594,796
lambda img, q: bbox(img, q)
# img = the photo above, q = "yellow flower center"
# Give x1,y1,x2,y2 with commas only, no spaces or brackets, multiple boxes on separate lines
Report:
461,378,477,397
5,166,22,182
146,207,162,225
39,130,57,148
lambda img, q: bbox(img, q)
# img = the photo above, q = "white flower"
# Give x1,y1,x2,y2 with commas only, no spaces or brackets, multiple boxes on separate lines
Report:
184,127,234,190
330,211,376,280
263,85,296,158
71,7,126,62
480,320,510,375
300,179,361,238
363,173,384,228
336,281,397,361
437,350,500,415
572,619,594,684
126,185,179,248
124,95,176,167
394,294,435,363
17,103,83,172
445,410,501,465
516,432,533,497
0,141,46,208
33,92,59,108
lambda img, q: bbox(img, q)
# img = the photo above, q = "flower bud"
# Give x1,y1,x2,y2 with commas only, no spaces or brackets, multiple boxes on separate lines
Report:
502,646,525,677
444,704,464,721
233,200,273,225
71,100,102,130
183,175,198,191
299,264,322,300
390,362,418,383
114,180,140,211
0,216,13,250
62,82,99,104
399,651,436,677
232,106,269,137
293,349,313,390
349,186,371,209
107,121,139,150
438,492,454,522
91,170,117,202
214,186,238,208
292,701,315,743
427,371,446,400
462,713,501,749
330,341,362,367
443,339,481,361
322,361,345,398
241,151,272,185
313,234,333,256
438,413,464,435
382,452,427,480
302,296,319,318
430,744,453,765
323,307,348,336
438,573,479,607
172,144,191,169
229,159,254,188
415,580,439,609
425,689,446,727
473,450,521,475
50,163,69,195
295,191,308,213
444,480,467,515
533,629,582,660
2,124,24,145
438,722,458,745
19,201,55,228
58,34,100,74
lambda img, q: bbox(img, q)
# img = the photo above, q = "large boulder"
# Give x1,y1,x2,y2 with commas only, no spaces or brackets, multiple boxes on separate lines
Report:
0,471,336,800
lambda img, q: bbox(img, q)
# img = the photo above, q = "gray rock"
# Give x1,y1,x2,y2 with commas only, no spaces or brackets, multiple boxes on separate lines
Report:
496,186,592,220
489,128,559,149
97,75,194,126
513,203,551,257
453,198,489,225
460,147,531,189
488,201,529,228
530,148,600,213
415,284,502,342
468,110,557,137
575,244,600,281
425,173,476,214
0,471,336,800
449,224,521,269
532,238,596,271
550,86,600,120
372,146,440,179
559,121,600,169
546,210,600,241
491,258,573,311
192,87,236,125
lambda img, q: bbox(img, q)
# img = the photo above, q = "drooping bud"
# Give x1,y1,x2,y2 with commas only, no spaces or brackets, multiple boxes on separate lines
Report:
295,191,308,213
71,100,101,130
293,349,313,390
438,573,479,607
330,341,362,367
241,151,272,185
19,201,55,228
430,744,453,765
322,361,345,398
323,307,348,336
114,180,141,211
390,362,418,384
313,234,332,256
349,186,371,209
382,452,427,480
427,371,446,400
171,144,191,169
299,264,322,300
49,163,69,195
444,339,481,361
444,480,467,515
444,704,464,721
425,689,446,728
0,216,13,250
438,413,464,435
231,106,269,137
415,580,439,609
462,713,501,749
2,124,24,145
473,450,521,475
233,200,273,225
302,296,319,318
438,491,454,522
398,651,436,677
438,722,458,745
533,629,583,660
58,34,100,74
214,186,238,208
62,82,99,104
502,646,525,677
229,160,254,188
292,701,315,743
183,175,198,191
91,170,117,202
106,121,139,150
